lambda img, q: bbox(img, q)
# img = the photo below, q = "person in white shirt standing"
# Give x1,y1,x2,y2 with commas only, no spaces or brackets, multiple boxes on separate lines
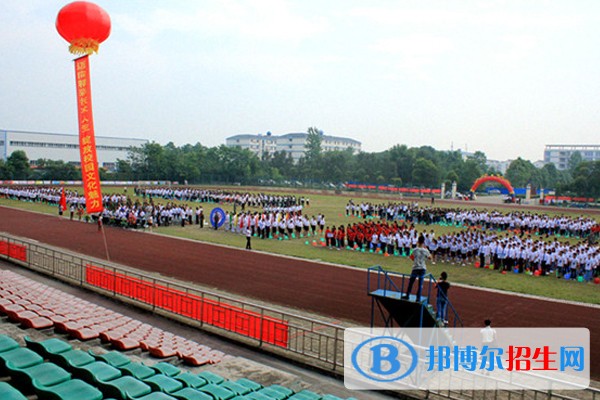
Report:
481,319,497,347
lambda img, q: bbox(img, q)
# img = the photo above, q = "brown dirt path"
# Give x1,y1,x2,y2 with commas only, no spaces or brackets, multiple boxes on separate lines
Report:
0,206,598,377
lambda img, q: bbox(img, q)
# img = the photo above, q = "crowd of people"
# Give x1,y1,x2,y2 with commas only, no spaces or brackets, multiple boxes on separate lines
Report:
345,200,446,224
135,187,309,211
319,217,600,280
1,185,598,280
220,211,325,239
345,200,597,238
0,186,204,229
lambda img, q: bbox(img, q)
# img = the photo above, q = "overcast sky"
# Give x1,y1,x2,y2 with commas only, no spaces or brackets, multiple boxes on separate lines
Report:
1,1,599,162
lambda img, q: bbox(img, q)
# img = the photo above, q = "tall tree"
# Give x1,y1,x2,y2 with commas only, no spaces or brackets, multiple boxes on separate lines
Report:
412,157,440,187
570,161,600,197
468,151,488,174
568,151,583,175
505,158,537,187
6,150,30,179
31,159,79,180
458,159,483,191
303,127,323,181
305,127,323,159
0,159,9,179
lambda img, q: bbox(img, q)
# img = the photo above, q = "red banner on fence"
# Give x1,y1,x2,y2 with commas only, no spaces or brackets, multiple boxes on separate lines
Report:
0,240,27,262
74,55,103,214
85,265,289,348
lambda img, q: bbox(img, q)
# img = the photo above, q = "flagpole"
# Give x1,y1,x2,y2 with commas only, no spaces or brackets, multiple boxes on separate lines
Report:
100,223,110,261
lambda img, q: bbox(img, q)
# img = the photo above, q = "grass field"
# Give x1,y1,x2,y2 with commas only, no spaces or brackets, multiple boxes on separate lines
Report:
1,185,599,304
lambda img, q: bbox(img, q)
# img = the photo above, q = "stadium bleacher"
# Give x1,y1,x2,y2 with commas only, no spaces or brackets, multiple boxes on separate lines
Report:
0,269,359,400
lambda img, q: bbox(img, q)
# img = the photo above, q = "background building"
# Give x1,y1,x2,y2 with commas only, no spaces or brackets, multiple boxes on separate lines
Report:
485,159,512,174
0,129,148,172
225,132,277,159
226,131,361,162
544,144,600,170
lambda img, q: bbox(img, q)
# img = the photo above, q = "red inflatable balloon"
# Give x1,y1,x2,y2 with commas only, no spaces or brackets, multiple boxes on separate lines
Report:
56,1,111,55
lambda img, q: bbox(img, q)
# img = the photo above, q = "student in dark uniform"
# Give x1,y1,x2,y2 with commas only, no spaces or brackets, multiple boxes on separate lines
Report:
436,272,450,325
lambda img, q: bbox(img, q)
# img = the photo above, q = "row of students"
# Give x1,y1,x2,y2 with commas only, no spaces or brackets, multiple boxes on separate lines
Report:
135,186,307,209
344,200,598,238
222,211,326,239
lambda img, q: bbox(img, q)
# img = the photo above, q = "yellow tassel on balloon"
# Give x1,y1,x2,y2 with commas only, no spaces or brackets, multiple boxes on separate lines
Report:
69,38,100,55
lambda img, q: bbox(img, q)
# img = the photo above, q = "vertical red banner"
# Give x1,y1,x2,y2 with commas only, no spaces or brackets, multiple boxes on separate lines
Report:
74,55,103,214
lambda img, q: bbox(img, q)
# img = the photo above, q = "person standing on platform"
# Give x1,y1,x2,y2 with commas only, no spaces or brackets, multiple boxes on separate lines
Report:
481,319,497,347
402,235,432,302
435,271,450,325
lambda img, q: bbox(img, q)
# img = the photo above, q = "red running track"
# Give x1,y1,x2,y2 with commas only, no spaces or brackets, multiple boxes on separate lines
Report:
0,206,598,377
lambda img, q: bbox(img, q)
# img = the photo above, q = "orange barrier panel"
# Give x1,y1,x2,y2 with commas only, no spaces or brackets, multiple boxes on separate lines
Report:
85,264,289,348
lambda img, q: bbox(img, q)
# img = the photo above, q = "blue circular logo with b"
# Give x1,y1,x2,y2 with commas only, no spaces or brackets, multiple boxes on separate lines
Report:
351,336,418,382
210,207,226,228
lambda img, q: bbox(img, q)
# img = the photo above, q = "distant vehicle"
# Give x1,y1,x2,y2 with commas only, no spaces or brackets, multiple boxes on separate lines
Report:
503,195,515,203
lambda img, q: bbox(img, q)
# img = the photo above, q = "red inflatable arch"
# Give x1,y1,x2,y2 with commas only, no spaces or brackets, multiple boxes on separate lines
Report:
470,175,515,195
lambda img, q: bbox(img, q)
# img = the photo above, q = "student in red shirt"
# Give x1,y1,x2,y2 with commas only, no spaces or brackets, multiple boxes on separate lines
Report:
336,226,345,250
347,225,356,249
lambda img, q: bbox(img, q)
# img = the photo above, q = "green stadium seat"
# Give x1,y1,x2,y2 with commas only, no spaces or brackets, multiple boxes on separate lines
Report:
51,349,95,369
245,392,274,400
89,349,130,368
198,383,236,400
196,370,225,385
152,361,181,377
0,334,20,353
33,378,103,400
0,347,44,371
220,381,252,396
288,390,322,400
120,361,156,380
89,349,156,380
144,374,184,394
72,361,122,384
0,382,27,400
9,361,71,388
258,385,293,400
96,375,152,400
321,396,344,400
136,393,178,400
24,336,72,358
235,378,262,392
171,387,213,400
174,372,207,389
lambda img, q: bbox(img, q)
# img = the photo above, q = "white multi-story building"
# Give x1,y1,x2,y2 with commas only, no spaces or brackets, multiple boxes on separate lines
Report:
486,159,512,175
544,144,600,170
226,131,361,162
225,132,277,159
0,129,148,172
